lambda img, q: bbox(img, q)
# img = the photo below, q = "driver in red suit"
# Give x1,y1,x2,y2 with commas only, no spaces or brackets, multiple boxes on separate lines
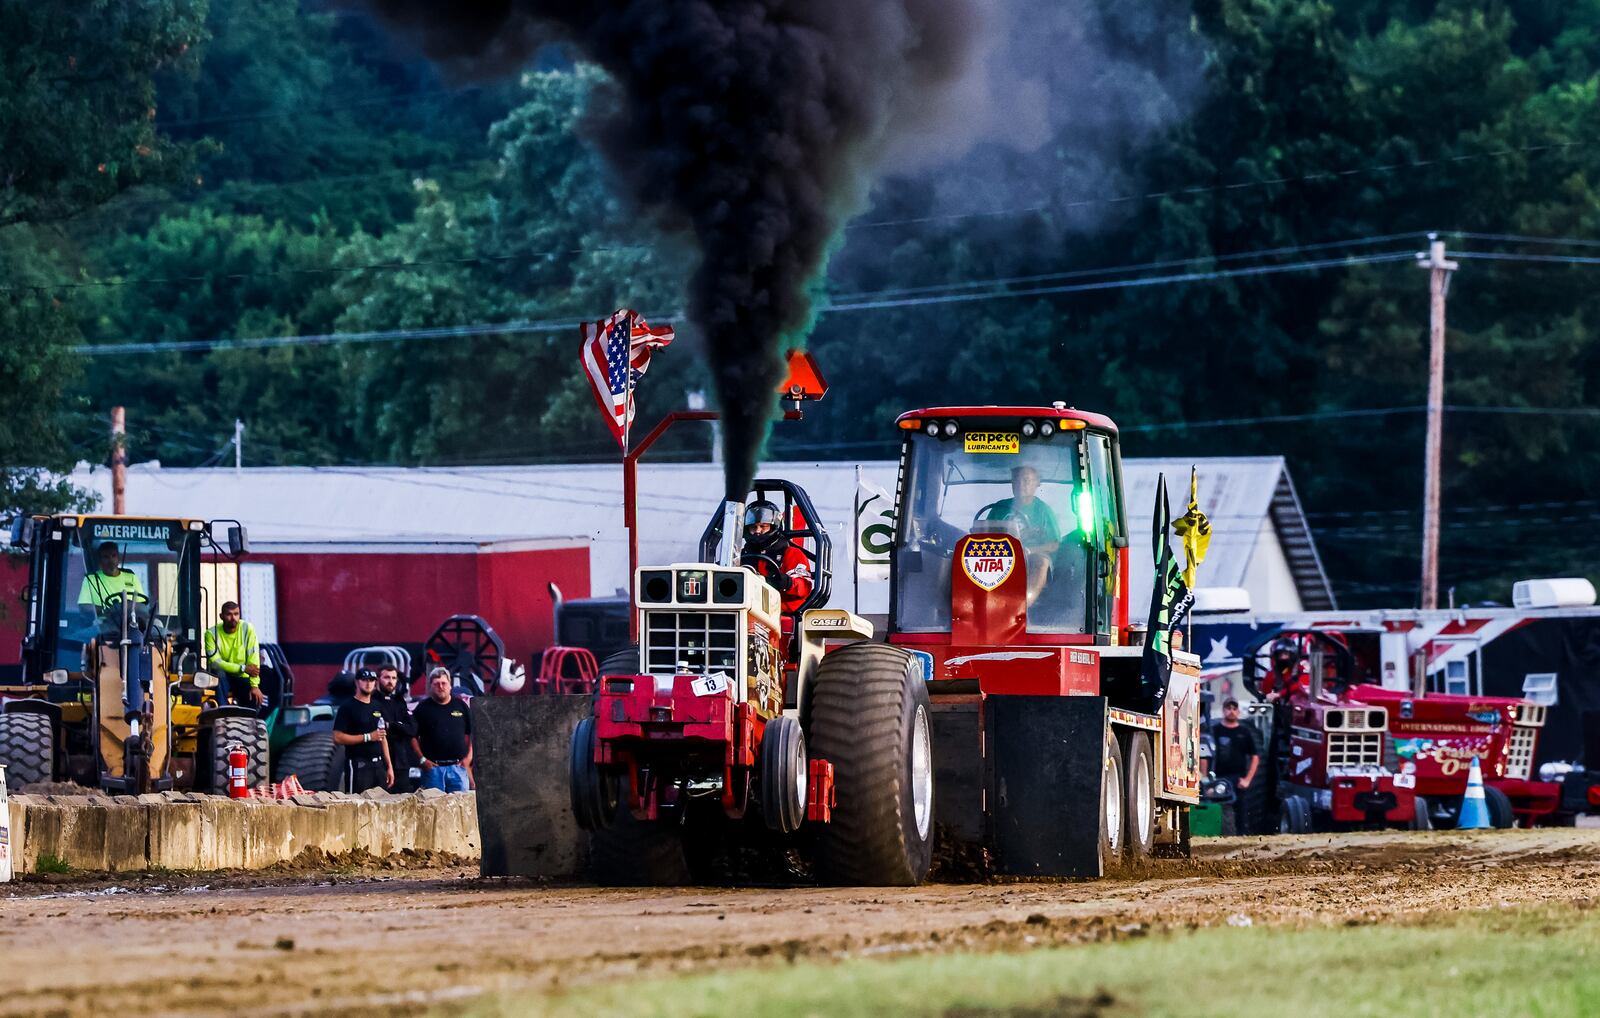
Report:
1261,637,1309,701
743,499,813,614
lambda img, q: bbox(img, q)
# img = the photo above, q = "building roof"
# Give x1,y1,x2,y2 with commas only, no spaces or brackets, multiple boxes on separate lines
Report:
59,455,1332,613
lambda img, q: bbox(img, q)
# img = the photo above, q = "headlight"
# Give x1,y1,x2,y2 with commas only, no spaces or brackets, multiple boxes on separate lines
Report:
193,671,218,689
1020,421,1037,438
713,570,745,604
924,421,940,436
942,421,958,438
1039,421,1055,438
43,669,68,685
640,570,673,603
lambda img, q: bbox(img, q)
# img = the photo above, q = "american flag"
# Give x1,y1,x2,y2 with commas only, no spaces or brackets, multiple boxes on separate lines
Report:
580,309,675,449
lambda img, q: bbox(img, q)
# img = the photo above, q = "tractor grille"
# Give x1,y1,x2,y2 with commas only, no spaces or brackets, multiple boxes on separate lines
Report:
1506,725,1538,780
643,610,739,677
1327,730,1383,769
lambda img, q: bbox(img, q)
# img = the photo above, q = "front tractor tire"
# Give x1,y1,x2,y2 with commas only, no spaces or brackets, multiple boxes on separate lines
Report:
760,716,807,834
569,717,617,832
0,712,55,791
804,642,935,886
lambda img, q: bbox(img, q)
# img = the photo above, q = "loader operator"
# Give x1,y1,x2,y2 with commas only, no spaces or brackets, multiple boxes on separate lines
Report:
743,499,814,615
205,602,263,708
77,542,145,609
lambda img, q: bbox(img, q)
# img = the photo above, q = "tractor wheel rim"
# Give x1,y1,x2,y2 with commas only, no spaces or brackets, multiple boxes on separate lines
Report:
1105,754,1123,853
793,731,808,815
911,704,933,841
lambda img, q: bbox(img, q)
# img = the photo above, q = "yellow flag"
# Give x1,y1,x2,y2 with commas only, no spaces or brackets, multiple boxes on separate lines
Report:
1171,466,1211,589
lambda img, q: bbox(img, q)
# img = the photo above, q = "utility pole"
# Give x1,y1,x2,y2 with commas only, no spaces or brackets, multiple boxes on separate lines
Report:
110,406,127,515
1417,235,1458,610
233,418,245,473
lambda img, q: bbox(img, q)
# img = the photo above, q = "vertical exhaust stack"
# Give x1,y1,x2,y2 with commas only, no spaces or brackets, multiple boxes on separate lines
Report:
717,499,745,567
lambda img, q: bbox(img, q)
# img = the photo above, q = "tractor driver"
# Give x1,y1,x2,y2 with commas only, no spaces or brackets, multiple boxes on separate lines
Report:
77,541,145,610
743,499,813,615
984,465,1061,603
1261,637,1309,701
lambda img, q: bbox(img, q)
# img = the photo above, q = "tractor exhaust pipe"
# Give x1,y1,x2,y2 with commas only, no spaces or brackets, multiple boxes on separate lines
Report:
716,499,745,567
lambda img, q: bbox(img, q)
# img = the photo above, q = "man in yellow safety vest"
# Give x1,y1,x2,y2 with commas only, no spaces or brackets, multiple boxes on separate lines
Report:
77,542,145,609
205,601,262,707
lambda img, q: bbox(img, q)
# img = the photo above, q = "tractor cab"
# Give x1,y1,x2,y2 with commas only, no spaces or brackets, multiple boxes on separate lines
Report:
891,407,1125,642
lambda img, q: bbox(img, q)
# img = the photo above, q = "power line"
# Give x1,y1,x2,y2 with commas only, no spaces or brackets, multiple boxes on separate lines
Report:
71,246,1415,356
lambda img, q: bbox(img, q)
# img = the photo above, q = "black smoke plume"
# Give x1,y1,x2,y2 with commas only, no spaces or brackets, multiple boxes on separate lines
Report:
362,0,986,498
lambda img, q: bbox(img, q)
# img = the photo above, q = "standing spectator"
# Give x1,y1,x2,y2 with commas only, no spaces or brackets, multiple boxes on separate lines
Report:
204,602,262,708
1209,698,1262,833
332,671,393,793
411,667,473,792
375,664,417,792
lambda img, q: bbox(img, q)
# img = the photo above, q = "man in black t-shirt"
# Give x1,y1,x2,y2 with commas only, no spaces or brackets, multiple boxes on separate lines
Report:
1209,698,1262,833
374,665,418,792
332,671,393,793
411,667,473,792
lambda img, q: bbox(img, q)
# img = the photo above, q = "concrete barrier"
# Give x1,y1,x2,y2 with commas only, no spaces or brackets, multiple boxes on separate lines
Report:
5,790,480,874
472,695,591,879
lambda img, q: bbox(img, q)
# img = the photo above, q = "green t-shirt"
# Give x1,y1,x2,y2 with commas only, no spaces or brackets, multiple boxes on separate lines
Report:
988,497,1061,548
77,568,144,608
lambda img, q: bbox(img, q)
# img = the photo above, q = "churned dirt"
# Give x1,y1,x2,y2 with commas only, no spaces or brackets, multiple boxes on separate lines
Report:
2,828,1599,1017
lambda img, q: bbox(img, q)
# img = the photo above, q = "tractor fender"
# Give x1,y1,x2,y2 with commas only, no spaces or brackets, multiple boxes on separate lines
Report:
197,705,258,726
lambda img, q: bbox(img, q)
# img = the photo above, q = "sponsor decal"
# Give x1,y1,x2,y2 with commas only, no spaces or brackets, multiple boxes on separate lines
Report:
1394,773,1416,789
690,672,732,697
1468,709,1503,725
962,537,1015,591
1069,650,1096,666
908,650,934,683
1295,757,1313,775
1291,726,1324,743
963,431,1020,454
944,650,1053,666
808,614,849,629
88,522,175,542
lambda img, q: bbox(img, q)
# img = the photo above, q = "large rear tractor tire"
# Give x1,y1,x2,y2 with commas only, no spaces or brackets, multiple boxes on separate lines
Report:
1122,731,1156,859
804,642,935,886
1099,728,1125,865
209,716,269,795
273,731,345,792
569,717,618,832
598,647,640,677
0,713,54,791
760,716,807,834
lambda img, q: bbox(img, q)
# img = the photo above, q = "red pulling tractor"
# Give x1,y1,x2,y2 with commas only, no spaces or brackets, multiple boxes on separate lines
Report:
568,404,1204,884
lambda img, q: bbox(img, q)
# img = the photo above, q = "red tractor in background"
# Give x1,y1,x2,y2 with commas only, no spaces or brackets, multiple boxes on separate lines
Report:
1264,623,1595,827
568,403,1205,884
1241,630,1424,833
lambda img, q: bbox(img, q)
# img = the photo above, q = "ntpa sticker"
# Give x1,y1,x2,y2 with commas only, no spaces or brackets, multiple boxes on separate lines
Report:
962,538,1015,591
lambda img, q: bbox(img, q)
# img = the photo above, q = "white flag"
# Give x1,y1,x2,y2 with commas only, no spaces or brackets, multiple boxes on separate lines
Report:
855,475,896,582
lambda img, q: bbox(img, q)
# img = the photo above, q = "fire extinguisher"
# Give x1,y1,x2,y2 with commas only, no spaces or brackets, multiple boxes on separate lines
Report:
227,743,249,799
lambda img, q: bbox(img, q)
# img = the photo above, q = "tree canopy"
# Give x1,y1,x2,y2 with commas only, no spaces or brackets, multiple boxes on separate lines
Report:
6,0,1600,605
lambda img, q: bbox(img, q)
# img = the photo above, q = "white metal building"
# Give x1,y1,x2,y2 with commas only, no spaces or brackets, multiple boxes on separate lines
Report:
66,454,1333,617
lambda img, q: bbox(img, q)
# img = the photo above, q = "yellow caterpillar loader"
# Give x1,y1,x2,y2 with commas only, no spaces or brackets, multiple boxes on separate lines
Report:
0,514,266,794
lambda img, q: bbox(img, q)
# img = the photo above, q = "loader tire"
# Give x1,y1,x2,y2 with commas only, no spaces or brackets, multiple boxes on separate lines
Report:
209,716,269,795
803,642,934,886
588,806,693,886
1122,731,1156,858
1409,795,1433,831
0,713,54,791
274,732,345,792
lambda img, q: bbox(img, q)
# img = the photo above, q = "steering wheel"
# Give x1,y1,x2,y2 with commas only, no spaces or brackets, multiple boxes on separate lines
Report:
970,502,1025,538
102,590,150,610
740,550,791,592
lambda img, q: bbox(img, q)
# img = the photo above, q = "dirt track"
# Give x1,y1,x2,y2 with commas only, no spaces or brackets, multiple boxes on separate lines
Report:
4,828,1599,1017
